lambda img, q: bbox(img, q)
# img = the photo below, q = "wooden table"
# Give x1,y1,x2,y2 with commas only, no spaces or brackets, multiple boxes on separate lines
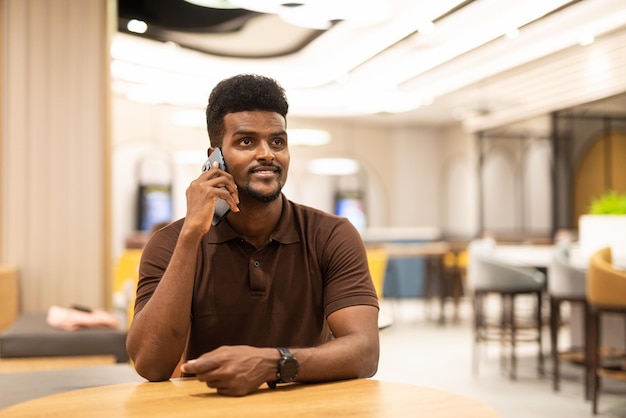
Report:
0,378,500,417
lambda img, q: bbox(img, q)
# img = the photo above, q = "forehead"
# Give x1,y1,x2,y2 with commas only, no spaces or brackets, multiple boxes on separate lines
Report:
223,111,286,132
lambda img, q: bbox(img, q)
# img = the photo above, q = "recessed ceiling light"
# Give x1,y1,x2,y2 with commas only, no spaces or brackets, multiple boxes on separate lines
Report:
505,28,519,39
127,19,147,34
579,34,595,46
308,158,359,176
288,129,331,146
416,20,435,35
183,0,240,9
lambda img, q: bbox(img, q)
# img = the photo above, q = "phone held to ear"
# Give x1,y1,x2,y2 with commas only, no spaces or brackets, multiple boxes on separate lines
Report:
202,148,231,226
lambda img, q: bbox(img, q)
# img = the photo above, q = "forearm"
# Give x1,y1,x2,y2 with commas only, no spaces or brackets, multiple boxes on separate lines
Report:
291,331,379,383
126,227,203,381
180,306,379,395
278,306,379,384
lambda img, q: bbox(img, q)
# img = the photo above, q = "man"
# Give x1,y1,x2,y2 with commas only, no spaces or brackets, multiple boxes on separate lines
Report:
126,74,380,396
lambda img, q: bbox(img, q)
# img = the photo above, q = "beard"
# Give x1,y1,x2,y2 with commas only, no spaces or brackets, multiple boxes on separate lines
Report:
245,182,283,203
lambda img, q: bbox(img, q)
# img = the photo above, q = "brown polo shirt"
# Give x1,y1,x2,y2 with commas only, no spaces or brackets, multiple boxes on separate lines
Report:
135,196,379,361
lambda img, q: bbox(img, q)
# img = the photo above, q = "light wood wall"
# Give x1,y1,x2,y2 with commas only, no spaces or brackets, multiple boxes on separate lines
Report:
1,0,113,313
575,132,626,219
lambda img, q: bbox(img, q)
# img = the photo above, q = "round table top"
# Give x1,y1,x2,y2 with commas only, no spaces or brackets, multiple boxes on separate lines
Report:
0,378,500,417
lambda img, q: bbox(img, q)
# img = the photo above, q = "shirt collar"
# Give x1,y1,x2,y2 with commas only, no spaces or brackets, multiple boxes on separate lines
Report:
207,194,300,245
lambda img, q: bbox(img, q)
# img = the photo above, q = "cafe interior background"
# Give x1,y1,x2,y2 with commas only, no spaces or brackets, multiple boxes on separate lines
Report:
1,0,626,392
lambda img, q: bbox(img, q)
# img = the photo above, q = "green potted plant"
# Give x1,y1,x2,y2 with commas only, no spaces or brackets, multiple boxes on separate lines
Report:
588,190,626,215
579,190,626,264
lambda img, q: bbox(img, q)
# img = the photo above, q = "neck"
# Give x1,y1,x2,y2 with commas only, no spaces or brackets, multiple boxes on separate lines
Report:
226,194,283,248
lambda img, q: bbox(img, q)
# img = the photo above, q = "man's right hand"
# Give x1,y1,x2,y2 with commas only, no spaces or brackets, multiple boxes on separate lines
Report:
185,161,239,234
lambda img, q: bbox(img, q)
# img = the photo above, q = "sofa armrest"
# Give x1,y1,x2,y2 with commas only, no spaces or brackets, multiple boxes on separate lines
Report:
0,265,19,332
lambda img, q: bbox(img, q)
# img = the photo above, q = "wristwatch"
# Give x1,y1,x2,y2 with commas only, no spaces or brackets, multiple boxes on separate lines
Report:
267,347,299,389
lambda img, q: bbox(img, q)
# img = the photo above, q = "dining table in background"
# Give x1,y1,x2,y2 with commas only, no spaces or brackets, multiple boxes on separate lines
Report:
0,374,500,418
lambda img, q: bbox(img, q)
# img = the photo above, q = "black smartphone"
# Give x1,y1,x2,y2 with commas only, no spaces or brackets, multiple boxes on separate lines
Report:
202,148,231,226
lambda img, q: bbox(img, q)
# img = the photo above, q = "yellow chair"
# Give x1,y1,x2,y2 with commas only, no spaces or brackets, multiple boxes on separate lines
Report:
586,247,626,415
442,249,468,321
113,249,143,328
366,247,389,300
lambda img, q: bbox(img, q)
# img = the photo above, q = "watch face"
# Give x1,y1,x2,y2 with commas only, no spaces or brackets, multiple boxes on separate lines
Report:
280,357,299,382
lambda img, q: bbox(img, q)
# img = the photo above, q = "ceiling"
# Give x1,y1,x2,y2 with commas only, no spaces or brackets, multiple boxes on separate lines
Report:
114,0,626,129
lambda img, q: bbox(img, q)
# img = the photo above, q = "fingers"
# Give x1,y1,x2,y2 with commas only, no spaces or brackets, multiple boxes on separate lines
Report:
180,357,219,375
180,358,235,392
201,165,239,206
180,358,199,375
181,363,257,397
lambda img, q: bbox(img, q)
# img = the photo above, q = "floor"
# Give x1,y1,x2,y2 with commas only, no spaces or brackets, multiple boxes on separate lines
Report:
374,299,626,418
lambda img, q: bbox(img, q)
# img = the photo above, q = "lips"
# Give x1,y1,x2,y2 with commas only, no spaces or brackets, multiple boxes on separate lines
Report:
251,165,279,174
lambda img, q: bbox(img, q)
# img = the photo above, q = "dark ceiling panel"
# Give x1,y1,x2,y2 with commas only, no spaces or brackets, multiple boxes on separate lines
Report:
116,0,327,58
117,0,258,33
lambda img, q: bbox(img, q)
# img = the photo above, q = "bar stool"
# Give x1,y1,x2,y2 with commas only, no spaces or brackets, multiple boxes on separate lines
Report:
548,244,587,392
586,247,626,415
467,240,546,380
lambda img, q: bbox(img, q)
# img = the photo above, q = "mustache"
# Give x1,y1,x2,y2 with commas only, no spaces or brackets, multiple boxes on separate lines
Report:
249,164,280,173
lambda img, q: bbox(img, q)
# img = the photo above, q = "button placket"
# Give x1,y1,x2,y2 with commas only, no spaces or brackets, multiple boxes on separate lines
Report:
249,256,265,292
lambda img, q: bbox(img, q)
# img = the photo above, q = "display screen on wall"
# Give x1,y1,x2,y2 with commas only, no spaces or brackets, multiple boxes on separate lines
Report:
137,184,173,232
335,191,366,231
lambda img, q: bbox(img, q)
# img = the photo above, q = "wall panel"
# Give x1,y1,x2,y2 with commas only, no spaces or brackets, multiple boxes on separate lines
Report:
1,0,111,312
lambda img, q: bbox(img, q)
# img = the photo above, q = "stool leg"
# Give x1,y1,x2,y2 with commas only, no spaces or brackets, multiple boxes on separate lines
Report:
436,257,446,325
500,294,508,375
550,297,560,391
537,291,544,377
510,294,517,380
472,292,483,376
582,301,589,400
589,307,600,415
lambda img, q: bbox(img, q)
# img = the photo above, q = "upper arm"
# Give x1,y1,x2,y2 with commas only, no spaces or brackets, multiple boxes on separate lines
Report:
327,304,379,342
327,304,380,377
320,218,379,317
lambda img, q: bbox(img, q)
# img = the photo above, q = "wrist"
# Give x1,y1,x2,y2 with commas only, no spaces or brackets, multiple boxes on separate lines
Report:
267,347,299,389
178,223,207,243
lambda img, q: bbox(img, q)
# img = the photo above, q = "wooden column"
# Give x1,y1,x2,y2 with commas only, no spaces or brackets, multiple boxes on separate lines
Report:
1,0,114,312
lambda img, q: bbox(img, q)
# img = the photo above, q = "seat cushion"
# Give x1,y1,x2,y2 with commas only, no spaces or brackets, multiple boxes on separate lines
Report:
0,313,128,362
548,246,587,297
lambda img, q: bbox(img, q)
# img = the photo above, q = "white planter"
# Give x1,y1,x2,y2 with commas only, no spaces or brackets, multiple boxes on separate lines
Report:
579,214,626,269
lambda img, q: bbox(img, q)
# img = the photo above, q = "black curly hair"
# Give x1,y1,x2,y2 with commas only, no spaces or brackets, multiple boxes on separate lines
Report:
206,74,289,147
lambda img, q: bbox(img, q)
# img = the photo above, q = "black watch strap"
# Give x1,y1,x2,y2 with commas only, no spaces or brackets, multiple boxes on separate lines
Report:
267,347,299,389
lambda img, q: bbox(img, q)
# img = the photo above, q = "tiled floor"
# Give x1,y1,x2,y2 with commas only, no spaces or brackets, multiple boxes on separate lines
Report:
374,299,626,418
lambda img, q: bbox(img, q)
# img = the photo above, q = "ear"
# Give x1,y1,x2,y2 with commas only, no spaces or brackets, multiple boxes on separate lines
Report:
207,147,215,157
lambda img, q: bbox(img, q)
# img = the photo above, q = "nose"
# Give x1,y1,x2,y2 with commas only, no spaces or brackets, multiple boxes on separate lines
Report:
256,141,275,162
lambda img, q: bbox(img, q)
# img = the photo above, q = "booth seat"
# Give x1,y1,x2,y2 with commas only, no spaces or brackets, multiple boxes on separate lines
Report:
0,264,128,364
0,313,128,363
383,256,427,298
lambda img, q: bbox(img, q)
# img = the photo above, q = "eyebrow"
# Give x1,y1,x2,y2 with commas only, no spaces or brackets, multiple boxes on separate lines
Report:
232,129,287,137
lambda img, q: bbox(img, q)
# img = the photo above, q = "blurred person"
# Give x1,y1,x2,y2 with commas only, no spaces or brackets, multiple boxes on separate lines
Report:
126,74,380,396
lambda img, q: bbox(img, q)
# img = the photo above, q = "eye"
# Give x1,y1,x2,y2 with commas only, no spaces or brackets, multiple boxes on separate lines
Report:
240,137,252,145
271,137,286,147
